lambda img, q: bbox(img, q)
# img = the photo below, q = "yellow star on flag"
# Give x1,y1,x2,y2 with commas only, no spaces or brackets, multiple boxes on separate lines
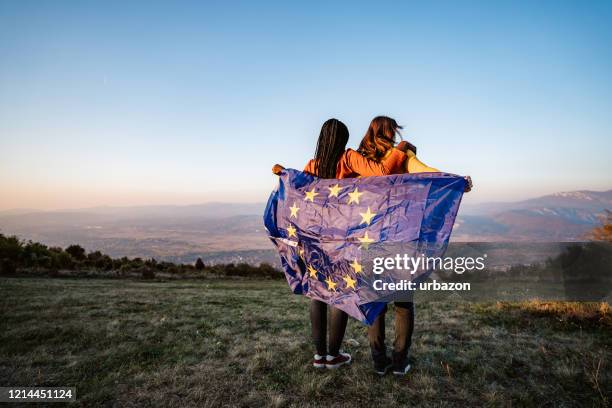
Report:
347,187,364,205
304,188,318,202
328,184,342,198
286,224,297,238
325,276,337,291
358,231,375,249
289,202,300,218
343,274,357,290
350,258,363,274
359,206,377,225
307,264,318,278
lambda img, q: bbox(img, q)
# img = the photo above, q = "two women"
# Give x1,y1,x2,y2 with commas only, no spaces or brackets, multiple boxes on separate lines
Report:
272,116,470,375
273,118,412,369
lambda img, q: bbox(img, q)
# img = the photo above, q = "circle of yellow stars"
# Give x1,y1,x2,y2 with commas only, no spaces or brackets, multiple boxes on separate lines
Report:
283,183,380,292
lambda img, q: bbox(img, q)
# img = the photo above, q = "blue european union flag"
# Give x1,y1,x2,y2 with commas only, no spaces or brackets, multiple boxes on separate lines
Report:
263,169,465,325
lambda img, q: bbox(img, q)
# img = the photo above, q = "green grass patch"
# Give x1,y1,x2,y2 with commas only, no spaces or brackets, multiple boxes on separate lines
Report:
0,277,609,407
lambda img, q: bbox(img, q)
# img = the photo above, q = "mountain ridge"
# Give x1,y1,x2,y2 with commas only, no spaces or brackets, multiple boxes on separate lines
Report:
0,188,609,260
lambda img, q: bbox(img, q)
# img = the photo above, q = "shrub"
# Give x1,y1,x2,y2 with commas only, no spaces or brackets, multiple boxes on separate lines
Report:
145,258,158,268
112,258,123,270
66,245,86,261
98,255,113,270
0,258,17,275
87,250,103,262
22,241,52,267
52,251,74,269
141,267,155,280
119,263,132,274
0,234,23,261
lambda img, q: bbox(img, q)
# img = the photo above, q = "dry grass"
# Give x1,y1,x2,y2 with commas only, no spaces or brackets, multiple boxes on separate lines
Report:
495,300,612,328
0,277,610,407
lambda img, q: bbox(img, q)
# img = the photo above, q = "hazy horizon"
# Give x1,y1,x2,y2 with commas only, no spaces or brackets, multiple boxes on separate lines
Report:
2,1,611,211
1,186,611,214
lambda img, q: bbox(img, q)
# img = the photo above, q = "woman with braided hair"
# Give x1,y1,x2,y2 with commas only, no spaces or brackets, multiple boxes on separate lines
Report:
272,118,413,369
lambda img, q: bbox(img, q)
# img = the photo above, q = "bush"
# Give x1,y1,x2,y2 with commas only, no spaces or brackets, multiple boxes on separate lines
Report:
145,258,158,268
141,267,155,280
0,258,17,275
119,263,132,274
49,250,73,270
0,234,23,261
0,234,282,280
22,241,52,267
112,258,123,270
98,255,113,270
66,245,86,261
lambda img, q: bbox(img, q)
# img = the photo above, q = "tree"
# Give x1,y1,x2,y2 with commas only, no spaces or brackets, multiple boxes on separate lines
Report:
52,251,74,270
0,234,23,261
65,244,86,260
589,210,612,242
87,250,103,261
195,257,205,271
23,241,51,267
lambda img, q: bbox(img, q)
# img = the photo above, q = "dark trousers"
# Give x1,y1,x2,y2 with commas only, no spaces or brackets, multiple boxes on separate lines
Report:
310,299,348,357
367,302,415,366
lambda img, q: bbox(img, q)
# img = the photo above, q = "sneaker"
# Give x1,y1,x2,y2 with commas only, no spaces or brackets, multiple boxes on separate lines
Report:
313,354,327,369
326,352,352,369
374,356,393,376
392,361,411,376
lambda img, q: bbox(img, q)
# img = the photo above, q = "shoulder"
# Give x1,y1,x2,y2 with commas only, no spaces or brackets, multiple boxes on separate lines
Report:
304,159,315,173
344,148,360,160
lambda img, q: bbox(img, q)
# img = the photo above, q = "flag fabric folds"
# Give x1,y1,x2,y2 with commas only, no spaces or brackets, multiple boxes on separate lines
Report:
263,169,465,325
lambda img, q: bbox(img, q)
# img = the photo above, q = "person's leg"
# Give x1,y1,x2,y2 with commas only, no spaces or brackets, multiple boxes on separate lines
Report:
392,301,415,373
328,307,348,357
367,304,391,373
310,299,327,357
325,306,351,368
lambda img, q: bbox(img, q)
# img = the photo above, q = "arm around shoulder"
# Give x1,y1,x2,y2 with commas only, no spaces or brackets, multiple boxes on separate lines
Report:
346,149,404,176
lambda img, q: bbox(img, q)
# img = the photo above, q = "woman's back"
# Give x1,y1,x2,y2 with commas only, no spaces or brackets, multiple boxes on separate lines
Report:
304,148,406,179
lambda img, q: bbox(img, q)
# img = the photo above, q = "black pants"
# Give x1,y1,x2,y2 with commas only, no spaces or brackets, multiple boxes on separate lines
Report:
310,299,348,357
367,302,415,367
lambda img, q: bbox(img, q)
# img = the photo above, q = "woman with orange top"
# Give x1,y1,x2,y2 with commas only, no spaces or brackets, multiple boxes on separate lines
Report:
357,115,472,376
272,118,412,370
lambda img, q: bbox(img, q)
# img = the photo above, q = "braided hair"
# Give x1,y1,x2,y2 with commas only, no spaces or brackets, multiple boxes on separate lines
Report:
313,119,349,179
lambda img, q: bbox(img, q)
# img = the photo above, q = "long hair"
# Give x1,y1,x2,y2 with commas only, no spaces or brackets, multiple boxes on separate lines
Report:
358,116,403,161
313,118,349,179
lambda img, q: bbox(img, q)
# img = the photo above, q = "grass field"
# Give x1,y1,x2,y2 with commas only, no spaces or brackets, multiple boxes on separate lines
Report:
0,277,610,407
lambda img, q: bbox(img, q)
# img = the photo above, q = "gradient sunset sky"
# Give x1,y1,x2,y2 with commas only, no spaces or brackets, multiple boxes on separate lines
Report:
1,1,611,210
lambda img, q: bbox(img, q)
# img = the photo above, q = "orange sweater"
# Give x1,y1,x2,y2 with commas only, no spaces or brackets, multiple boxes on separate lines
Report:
304,148,406,179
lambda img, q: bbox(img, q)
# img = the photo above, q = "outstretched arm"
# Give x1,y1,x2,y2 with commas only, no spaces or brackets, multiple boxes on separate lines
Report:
403,151,472,192
346,141,414,176
404,151,440,173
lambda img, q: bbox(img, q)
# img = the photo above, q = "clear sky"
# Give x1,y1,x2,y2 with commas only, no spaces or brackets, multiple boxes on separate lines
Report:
1,0,611,210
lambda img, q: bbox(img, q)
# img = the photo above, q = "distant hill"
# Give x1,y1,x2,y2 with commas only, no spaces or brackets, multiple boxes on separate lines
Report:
1,202,265,219
0,189,610,262
455,190,612,241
